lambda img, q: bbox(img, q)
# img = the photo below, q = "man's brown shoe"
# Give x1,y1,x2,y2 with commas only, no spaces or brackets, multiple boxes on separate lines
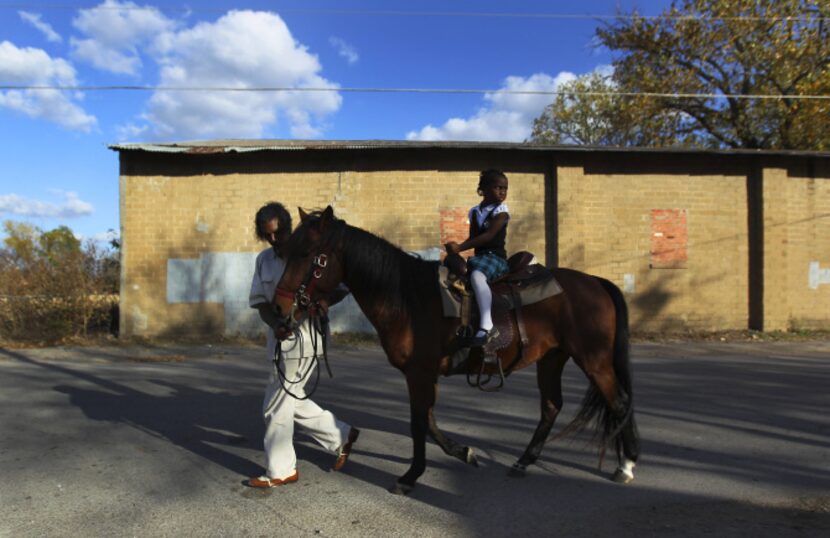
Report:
332,427,360,471
246,470,299,488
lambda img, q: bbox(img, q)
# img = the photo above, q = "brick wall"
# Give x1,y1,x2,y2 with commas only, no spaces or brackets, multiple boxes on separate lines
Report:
764,163,830,330
118,147,830,336
558,164,749,331
120,163,547,336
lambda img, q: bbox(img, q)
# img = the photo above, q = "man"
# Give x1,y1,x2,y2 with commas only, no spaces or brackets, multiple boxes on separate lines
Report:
246,201,359,488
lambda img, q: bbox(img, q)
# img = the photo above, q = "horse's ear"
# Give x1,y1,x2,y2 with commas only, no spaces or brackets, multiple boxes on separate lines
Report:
319,205,335,231
298,207,309,222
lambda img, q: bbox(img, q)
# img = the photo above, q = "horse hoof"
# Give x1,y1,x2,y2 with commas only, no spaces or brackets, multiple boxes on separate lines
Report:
612,468,634,484
508,463,527,478
465,447,479,467
388,481,414,495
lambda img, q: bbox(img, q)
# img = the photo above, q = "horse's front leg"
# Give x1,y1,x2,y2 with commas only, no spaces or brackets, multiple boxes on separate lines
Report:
389,371,434,495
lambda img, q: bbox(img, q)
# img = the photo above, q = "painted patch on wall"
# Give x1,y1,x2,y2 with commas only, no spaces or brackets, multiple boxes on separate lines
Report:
440,207,469,255
650,209,688,269
808,261,830,289
165,248,441,336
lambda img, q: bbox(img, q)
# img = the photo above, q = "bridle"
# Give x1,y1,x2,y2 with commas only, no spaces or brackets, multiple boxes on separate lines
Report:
274,252,330,329
271,250,334,400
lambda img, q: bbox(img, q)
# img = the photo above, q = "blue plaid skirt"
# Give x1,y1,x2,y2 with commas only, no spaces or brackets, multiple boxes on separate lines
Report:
468,252,509,281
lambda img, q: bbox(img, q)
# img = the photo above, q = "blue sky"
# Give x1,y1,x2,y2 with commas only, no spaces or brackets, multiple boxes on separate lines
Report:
0,0,672,242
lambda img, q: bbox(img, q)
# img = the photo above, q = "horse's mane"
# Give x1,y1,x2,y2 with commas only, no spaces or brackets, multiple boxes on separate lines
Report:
287,212,439,316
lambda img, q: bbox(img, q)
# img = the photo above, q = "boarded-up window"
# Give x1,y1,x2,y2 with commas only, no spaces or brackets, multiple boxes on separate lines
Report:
439,207,469,252
650,209,688,269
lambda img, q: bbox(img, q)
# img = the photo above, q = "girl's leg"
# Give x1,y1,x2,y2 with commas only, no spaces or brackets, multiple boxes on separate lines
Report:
470,269,493,336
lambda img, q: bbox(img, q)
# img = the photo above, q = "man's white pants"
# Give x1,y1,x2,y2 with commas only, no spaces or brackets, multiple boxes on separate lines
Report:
262,356,350,480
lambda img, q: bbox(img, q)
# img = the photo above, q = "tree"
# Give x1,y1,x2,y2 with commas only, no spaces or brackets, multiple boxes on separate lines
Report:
0,221,120,342
39,225,82,266
2,221,38,265
530,71,699,146
605,0,830,149
532,0,830,150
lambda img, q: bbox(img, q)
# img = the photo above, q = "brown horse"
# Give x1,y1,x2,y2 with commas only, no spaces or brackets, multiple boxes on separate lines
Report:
273,206,640,494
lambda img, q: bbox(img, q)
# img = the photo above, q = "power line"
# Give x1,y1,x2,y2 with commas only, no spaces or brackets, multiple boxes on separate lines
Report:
1,3,828,22
2,84,828,100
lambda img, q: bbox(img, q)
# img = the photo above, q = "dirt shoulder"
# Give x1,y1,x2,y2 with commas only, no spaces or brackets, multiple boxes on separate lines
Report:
635,328,830,343
1,328,828,352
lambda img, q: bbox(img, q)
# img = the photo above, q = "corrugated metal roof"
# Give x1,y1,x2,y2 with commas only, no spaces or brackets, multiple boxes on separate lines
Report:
108,139,541,153
107,139,830,158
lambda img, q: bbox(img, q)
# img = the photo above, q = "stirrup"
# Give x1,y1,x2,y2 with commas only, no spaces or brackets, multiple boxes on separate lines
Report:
467,348,505,392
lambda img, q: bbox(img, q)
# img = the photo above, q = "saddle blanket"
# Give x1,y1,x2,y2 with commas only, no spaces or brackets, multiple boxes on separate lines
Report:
437,264,563,318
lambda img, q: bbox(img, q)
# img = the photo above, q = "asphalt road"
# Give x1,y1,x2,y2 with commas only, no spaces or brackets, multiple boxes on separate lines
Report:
1,340,828,537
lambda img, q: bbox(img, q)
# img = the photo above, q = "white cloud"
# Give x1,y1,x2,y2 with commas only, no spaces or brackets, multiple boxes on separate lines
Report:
116,121,150,141
90,229,120,243
329,36,358,64
70,0,175,75
130,10,341,139
406,71,578,142
0,191,94,218
0,41,96,131
18,11,63,43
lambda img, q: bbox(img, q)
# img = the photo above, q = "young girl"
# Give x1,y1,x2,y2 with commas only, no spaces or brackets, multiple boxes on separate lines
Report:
444,169,510,347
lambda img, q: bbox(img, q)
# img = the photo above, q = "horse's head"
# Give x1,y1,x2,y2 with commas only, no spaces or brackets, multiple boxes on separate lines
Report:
273,205,345,327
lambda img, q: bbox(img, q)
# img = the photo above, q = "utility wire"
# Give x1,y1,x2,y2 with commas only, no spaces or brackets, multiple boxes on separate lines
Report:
1,84,829,100
1,3,828,22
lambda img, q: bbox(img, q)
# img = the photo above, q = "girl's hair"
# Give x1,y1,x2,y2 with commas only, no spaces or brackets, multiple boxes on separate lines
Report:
478,169,508,190
254,202,292,241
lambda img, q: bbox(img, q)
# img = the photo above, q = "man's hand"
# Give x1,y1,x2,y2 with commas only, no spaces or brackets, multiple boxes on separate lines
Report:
445,241,461,255
273,324,291,341
257,303,292,340
316,299,330,316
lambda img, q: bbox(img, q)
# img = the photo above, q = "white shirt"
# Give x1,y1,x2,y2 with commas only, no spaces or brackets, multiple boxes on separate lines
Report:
469,202,509,228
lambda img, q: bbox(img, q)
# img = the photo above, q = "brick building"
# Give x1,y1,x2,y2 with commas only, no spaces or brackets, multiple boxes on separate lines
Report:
109,140,830,336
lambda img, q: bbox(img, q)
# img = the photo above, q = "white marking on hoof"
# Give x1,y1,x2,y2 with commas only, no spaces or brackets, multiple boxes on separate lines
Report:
465,447,479,467
612,459,635,484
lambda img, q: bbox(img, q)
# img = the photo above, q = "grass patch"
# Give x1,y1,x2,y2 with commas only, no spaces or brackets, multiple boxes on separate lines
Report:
331,331,381,348
633,328,830,343
125,354,187,363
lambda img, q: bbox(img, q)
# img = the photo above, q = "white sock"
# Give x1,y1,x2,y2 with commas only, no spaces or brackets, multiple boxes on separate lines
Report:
470,270,493,332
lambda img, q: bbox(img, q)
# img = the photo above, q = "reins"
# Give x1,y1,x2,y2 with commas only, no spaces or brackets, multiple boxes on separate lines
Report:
274,253,329,331
272,307,333,401
272,249,335,400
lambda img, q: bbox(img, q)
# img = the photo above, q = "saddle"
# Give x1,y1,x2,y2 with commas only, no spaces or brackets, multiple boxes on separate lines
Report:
439,251,562,315
444,251,537,284
439,251,562,390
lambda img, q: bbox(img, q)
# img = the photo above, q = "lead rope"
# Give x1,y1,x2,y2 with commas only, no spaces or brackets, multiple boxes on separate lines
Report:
312,310,334,378
272,307,333,401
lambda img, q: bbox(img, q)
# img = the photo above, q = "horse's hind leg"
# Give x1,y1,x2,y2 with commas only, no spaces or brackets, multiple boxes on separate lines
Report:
587,364,640,483
509,349,569,477
428,406,478,467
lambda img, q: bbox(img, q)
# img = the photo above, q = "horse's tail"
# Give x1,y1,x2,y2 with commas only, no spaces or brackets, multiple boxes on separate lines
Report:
558,276,638,466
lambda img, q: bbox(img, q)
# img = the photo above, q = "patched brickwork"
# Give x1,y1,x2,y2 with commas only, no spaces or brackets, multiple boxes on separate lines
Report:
650,209,688,269
439,207,469,253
